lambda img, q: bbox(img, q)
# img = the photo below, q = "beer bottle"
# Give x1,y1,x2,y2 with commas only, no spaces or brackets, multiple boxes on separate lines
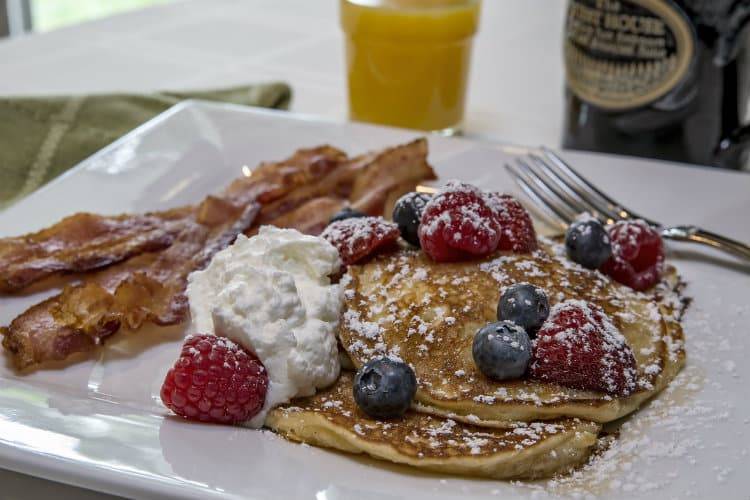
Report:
563,0,750,169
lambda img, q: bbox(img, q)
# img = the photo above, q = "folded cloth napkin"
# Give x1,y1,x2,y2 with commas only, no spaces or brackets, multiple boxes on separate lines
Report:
0,83,291,208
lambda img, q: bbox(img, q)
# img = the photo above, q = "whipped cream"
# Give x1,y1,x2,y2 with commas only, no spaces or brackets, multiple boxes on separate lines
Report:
186,226,343,427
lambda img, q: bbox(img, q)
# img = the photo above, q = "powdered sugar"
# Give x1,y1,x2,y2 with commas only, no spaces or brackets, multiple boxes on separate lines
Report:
531,299,638,395
420,182,498,238
321,216,399,265
341,239,680,410
511,286,746,498
418,180,507,260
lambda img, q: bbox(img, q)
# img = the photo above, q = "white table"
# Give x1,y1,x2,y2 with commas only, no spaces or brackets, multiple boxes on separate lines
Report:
0,1,566,497
0,0,567,146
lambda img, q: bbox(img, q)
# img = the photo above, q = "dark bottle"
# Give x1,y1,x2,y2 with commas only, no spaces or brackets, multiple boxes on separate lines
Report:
563,0,750,169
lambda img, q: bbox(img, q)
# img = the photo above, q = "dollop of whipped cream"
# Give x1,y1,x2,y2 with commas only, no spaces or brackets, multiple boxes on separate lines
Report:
186,226,342,427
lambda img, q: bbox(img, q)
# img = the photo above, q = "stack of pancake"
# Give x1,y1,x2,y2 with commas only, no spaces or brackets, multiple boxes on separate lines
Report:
267,240,686,479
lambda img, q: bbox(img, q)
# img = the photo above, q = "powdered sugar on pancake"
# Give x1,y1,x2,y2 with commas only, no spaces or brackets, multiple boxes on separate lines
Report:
340,239,677,404
530,300,638,395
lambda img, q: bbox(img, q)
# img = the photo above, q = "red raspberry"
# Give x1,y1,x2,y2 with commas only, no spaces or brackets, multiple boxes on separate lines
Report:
418,182,500,262
600,220,664,291
485,193,538,253
321,216,399,266
161,334,268,424
529,300,637,396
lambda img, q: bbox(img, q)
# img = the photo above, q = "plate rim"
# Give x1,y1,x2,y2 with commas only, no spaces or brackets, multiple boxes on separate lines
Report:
10,99,749,212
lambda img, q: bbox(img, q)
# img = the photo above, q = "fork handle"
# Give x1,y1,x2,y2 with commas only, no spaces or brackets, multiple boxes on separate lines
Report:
661,225,750,261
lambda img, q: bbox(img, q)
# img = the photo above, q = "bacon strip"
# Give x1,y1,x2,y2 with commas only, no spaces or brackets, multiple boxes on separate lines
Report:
1,205,258,368
1,140,435,369
255,138,436,227
261,197,346,236
349,138,436,216
0,209,190,293
0,146,347,294
220,145,347,210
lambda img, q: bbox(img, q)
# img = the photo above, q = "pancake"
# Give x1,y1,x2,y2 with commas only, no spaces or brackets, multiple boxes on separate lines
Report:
338,238,686,425
266,373,601,479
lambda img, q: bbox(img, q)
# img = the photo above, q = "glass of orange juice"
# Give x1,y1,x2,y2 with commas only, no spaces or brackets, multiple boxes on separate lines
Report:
340,0,481,134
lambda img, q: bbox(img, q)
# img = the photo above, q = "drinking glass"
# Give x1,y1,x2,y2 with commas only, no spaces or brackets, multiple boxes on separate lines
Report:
340,0,481,135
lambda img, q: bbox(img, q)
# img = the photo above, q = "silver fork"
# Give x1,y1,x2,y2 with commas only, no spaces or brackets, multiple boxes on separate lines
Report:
504,147,750,262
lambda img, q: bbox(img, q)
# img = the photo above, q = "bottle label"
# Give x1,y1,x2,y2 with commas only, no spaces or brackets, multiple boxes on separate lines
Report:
565,0,695,110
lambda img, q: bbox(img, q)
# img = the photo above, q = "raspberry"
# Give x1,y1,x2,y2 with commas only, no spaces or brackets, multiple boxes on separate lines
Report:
321,216,399,266
485,193,538,253
418,182,500,262
529,300,637,396
600,220,664,291
161,334,268,424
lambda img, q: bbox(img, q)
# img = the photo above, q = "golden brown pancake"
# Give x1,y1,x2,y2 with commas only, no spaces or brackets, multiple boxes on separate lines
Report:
338,239,686,425
266,373,601,479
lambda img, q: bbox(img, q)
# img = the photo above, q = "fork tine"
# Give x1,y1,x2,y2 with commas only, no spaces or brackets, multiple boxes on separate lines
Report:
528,153,620,223
504,162,575,229
523,155,596,218
540,147,660,227
514,158,582,223
541,147,625,214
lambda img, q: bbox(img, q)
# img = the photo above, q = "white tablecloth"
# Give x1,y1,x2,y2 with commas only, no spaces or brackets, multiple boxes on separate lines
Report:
0,1,565,497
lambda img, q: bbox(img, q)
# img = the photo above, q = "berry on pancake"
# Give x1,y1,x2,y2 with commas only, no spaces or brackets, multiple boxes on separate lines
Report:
485,193,538,253
472,321,532,380
322,216,400,266
601,220,664,291
392,191,432,247
565,217,612,269
353,357,417,419
418,182,500,262
529,300,637,396
497,283,549,337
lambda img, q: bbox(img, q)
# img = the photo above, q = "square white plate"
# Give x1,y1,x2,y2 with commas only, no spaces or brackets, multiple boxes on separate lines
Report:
0,101,749,500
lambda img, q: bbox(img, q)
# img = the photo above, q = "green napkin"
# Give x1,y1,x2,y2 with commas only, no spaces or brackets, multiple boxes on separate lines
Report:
0,83,291,208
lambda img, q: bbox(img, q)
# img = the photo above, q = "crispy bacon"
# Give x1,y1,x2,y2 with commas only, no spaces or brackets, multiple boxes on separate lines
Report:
255,138,435,226
349,138,436,216
1,205,258,368
350,138,433,202
259,197,346,236
0,146,347,294
1,140,435,369
220,146,347,209
0,209,190,293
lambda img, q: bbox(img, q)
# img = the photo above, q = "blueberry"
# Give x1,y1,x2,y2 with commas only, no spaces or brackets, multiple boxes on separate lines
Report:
392,192,432,247
329,207,367,224
565,219,612,269
497,283,550,336
353,357,417,419
472,321,531,380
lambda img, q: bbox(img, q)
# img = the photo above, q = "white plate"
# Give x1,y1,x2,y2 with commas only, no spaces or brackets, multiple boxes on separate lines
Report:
1,101,749,500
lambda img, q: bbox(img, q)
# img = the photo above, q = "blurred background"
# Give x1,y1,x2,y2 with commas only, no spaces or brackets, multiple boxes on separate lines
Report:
2,0,174,34
1,0,748,169
0,0,568,149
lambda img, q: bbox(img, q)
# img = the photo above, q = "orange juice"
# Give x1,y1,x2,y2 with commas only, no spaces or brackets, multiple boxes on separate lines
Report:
340,0,481,133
